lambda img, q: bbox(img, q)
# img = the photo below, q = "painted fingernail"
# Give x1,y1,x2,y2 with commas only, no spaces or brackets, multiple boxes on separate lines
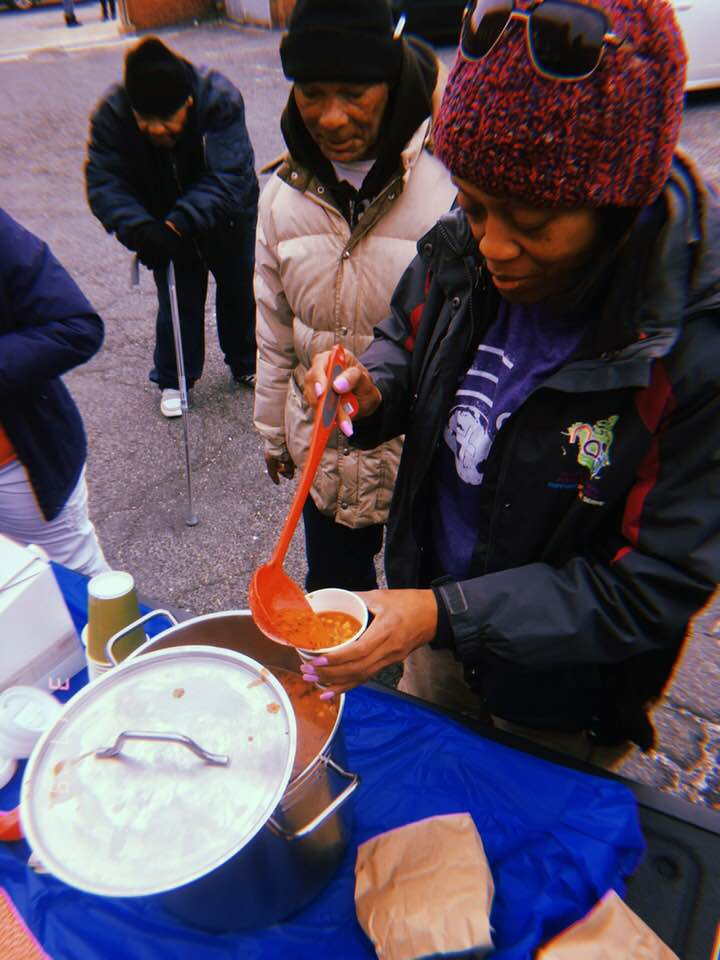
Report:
339,420,353,438
312,656,329,667
314,381,323,397
334,376,350,392
319,691,336,701
300,663,315,672
302,672,320,683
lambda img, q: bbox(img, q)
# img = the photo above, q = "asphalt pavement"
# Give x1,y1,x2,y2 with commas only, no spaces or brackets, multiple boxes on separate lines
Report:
0,11,718,808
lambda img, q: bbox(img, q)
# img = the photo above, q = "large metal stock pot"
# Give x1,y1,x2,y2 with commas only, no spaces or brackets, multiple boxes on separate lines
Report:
108,609,359,932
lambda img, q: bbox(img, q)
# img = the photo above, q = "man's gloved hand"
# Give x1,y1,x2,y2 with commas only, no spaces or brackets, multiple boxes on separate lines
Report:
264,451,295,485
133,221,185,271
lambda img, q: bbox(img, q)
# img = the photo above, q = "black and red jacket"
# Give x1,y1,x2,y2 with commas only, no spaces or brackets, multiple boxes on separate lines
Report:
355,154,720,745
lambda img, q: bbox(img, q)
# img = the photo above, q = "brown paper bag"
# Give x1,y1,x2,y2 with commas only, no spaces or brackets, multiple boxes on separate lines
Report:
355,812,494,960
536,889,680,959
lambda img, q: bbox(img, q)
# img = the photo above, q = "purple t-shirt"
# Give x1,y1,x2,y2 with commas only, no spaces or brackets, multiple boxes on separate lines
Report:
430,299,587,579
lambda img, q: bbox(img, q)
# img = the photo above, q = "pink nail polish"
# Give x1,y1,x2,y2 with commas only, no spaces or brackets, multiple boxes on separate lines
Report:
319,691,336,701
315,381,323,397
302,673,320,683
312,656,329,667
339,420,353,438
334,376,350,392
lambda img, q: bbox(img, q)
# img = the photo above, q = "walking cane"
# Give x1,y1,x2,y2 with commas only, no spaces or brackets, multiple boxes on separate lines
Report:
167,261,199,527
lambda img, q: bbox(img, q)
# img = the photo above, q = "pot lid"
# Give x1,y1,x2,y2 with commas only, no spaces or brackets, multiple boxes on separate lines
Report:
20,646,296,897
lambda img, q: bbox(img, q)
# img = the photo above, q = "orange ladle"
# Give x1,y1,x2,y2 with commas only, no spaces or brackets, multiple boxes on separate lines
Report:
249,345,358,648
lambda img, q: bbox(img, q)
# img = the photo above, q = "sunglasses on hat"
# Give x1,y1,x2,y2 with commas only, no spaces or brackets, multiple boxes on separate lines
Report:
460,0,624,81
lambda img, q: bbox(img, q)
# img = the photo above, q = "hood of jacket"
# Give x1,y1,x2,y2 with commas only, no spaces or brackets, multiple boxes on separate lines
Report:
280,37,439,218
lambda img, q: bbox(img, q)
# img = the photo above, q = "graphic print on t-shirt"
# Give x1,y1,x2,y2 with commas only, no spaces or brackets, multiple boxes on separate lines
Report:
431,299,588,580
443,344,514,486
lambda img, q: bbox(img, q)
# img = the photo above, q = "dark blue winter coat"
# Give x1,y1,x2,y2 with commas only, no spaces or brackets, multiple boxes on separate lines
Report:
0,210,104,520
85,63,259,249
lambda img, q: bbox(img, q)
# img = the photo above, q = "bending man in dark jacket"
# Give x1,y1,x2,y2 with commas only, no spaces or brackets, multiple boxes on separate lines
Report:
0,209,108,576
85,37,259,418
301,0,720,767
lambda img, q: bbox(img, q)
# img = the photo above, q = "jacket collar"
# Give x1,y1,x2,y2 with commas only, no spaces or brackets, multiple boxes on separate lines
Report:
278,118,431,192
277,120,433,256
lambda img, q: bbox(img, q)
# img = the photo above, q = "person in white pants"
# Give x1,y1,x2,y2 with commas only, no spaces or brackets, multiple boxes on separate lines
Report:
0,462,108,577
0,208,108,578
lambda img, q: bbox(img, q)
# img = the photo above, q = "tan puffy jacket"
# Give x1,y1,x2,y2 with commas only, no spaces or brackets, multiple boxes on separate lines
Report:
253,119,456,528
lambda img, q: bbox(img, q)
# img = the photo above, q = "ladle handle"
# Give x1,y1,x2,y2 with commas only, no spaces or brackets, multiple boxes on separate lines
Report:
270,345,355,566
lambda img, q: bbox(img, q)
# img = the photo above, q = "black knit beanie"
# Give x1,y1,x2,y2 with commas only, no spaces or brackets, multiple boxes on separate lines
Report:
124,37,192,117
280,0,403,84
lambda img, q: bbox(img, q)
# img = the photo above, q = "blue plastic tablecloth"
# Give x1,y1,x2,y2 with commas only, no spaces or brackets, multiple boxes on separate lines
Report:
0,565,645,959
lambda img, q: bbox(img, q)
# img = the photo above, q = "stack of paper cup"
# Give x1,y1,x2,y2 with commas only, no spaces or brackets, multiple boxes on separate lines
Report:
80,625,113,681
85,571,144,679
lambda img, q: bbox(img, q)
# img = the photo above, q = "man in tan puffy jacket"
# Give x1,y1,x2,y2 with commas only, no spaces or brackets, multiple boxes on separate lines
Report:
253,0,456,592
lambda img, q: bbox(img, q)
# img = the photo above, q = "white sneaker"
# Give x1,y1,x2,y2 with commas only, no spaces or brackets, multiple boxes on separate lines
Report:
160,388,182,418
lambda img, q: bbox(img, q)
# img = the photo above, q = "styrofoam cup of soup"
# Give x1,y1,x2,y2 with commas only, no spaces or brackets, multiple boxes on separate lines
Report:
298,588,369,659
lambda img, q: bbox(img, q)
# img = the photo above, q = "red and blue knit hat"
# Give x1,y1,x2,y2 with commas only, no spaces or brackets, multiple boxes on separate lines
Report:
434,0,687,207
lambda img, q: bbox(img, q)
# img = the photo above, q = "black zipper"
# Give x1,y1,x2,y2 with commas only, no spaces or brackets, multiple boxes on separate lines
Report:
482,412,520,574
169,154,182,196
413,220,481,391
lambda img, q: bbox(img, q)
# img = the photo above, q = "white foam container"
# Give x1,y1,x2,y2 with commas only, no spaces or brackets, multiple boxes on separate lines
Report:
0,685,62,759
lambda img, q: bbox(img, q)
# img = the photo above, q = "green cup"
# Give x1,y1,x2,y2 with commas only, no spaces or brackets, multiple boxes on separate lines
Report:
86,571,144,665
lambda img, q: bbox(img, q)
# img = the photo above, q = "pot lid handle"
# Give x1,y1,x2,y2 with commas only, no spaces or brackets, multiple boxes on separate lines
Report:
95,730,230,767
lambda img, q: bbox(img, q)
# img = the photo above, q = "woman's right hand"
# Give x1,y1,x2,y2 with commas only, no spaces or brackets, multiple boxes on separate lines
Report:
303,349,383,435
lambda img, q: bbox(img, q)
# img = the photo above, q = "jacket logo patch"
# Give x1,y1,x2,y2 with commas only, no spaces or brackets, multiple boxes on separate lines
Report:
563,415,619,480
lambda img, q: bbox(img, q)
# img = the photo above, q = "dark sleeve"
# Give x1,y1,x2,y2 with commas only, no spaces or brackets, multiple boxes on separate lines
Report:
435,330,720,671
352,252,433,448
85,95,154,248
431,581,454,648
0,213,104,397
168,72,259,236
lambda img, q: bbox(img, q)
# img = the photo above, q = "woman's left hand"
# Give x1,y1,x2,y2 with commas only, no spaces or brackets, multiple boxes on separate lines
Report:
301,589,438,693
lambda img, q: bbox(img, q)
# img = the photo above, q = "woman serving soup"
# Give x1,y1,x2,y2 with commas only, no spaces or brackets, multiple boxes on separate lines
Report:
299,0,720,770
